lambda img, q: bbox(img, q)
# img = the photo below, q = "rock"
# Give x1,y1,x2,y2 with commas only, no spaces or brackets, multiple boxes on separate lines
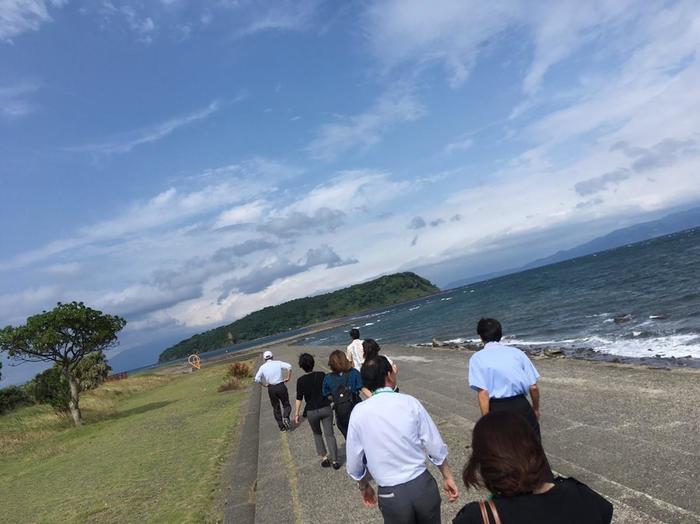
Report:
614,314,633,324
432,338,444,347
544,348,564,357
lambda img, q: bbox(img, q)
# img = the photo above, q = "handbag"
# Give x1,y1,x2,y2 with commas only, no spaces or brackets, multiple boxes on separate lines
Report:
479,499,502,524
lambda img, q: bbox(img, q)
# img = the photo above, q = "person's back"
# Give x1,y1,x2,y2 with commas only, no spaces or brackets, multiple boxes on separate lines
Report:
296,370,328,410
453,477,613,524
469,342,534,398
349,391,438,486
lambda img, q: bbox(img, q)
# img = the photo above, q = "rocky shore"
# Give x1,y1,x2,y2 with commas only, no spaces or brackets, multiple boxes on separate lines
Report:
425,338,700,368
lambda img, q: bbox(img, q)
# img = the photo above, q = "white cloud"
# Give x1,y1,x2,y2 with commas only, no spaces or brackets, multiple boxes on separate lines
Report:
214,200,267,229
69,100,220,155
0,81,39,118
363,0,640,93
0,0,63,42
443,135,473,155
237,0,322,37
307,86,425,161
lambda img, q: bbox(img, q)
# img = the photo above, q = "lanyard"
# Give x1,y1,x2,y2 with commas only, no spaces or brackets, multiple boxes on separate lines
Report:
372,387,395,396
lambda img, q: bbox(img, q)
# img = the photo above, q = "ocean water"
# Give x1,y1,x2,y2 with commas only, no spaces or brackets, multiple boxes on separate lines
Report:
299,228,700,363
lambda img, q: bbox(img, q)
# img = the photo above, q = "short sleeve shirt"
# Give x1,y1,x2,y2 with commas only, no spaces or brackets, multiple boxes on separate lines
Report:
468,342,540,398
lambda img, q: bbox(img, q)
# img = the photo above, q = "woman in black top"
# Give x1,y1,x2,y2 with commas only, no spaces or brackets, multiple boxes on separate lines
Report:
453,411,613,524
293,353,340,469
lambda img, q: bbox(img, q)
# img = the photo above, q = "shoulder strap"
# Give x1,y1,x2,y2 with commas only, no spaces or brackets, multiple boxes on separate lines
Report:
344,372,351,387
479,501,490,524
487,500,502,524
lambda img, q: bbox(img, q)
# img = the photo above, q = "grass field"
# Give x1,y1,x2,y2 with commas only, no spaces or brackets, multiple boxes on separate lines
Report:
0,361,250,523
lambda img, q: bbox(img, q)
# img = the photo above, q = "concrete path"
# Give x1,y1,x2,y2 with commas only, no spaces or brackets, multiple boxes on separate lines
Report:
232,344,700,523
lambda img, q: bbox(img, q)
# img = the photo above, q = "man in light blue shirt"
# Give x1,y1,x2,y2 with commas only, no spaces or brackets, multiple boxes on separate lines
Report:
468,318,543,440
346,356,459,523
255,350,293,431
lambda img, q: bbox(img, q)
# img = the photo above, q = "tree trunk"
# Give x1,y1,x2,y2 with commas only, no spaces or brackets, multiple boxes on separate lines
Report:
64,368,82,426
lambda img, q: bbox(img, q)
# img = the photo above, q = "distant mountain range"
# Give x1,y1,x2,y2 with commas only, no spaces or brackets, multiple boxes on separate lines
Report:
446,206,700,289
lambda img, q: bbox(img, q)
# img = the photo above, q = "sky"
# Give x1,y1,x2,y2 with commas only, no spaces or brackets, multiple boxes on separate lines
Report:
2,0,700,384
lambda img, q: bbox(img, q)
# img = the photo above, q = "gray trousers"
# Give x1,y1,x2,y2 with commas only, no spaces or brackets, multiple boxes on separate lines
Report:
306,405,338,462
377,469,441,524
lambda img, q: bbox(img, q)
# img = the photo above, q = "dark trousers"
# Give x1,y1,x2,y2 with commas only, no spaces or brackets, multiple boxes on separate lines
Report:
377,469,441,524
489,394,541,440
267,383,291,429
490,395,553,481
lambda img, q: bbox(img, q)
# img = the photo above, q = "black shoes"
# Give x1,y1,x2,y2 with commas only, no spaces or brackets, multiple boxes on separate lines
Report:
332,462,341,470
321,458,331,468
283,417,291,430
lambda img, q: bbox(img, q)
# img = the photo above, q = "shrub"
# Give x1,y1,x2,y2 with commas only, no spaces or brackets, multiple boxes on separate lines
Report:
0,385,34,415
226,361,252,379
218,377,243,392
26,352,112,414
30,367,71,413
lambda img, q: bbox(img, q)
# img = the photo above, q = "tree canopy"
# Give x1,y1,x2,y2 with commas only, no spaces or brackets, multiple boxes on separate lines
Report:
0,302,126,426
159,272,439,362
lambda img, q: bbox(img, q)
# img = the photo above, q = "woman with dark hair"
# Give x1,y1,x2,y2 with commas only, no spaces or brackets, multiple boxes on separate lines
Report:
362,338,398,394
294,353,339,469
322,350,363,439
453,411,613,524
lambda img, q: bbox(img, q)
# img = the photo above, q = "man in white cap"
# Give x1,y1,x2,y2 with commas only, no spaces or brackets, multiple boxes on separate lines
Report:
255,350,293,431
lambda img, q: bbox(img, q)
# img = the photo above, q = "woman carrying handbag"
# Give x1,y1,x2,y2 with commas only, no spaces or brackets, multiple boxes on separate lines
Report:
453,411,612,524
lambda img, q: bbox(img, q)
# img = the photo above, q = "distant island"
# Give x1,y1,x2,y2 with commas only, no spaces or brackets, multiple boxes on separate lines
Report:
158,272,439,362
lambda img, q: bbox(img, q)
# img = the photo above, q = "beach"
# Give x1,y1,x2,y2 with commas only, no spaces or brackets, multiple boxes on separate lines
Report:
225,343,700,523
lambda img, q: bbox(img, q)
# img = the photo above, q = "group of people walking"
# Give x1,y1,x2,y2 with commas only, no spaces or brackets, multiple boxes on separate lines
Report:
254,319,613,523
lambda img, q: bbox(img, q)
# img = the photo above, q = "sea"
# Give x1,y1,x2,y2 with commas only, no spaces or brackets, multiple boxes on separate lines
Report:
298,227,700,366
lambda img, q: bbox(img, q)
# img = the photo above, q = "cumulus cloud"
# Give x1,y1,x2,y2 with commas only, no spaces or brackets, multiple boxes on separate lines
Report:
218,245,357,298
408,216,426,230
211,239,276,261
307,86,425,161
214,201,267,229
260,208,345,236
612,138,699,173
575,169,631,197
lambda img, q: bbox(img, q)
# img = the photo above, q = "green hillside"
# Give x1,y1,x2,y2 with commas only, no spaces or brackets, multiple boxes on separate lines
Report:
159,272,439,362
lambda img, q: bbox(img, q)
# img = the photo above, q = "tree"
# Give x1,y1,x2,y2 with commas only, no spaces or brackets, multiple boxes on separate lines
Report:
0,302,126,426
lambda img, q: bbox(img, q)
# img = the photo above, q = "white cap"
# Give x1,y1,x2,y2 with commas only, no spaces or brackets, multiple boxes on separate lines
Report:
263,350,273,360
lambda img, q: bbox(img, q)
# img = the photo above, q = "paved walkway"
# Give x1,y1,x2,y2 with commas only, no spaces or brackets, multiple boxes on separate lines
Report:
230,344,700,524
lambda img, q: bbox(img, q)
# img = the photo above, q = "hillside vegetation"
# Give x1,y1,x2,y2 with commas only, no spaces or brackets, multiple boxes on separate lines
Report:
159,272,439,362
0,362,248,522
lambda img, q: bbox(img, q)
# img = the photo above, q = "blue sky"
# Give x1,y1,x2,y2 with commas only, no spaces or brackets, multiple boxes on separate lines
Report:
2,0,700,383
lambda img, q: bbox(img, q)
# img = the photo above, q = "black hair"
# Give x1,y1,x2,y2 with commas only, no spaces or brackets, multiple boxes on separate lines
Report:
360,355,391,391
477,318,502,342
298,353,315,373
362,338,381,360
349,328,360,340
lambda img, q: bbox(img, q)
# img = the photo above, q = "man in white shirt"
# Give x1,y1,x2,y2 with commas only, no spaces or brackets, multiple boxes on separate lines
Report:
254,350,293,431
346,328,364,371
346,356,459,523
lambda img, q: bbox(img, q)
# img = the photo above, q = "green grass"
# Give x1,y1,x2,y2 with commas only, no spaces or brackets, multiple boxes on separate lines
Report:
0,361,250,523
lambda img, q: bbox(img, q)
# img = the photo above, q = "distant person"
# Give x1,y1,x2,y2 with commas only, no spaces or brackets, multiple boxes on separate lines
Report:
322,350,362,438
346,356,460,523
346,328,364,371
468,318,542,440
453,411,613,524
254,350,292,431
362,338,398,393
293,353,340,469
